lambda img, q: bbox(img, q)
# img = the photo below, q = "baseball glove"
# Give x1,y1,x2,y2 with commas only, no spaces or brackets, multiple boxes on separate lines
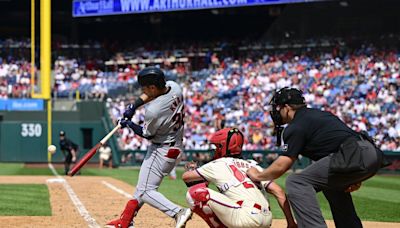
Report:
184,161,198,171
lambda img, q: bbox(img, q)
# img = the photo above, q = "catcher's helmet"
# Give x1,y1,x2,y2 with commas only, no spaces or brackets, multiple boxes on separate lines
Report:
209,128,244,160
137,66,166,88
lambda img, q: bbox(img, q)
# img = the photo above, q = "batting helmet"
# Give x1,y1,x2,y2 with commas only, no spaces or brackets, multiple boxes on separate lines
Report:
209,128,244,160
137,66,166,88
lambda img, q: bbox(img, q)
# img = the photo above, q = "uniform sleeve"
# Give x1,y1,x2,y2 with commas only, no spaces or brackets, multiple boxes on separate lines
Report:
142,109,162,138
196,161,217,183
281,125,306,158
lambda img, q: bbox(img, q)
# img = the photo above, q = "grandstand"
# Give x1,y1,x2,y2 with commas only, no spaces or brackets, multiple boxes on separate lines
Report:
0,0,399,168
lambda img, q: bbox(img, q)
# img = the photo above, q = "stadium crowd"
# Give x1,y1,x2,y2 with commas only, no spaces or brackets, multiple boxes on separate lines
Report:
0,58,32,99
1,38,399,152
107,44,400,152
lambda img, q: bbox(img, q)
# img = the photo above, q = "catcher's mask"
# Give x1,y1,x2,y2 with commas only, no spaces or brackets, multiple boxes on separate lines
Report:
270,87,305,146
209,128,244,160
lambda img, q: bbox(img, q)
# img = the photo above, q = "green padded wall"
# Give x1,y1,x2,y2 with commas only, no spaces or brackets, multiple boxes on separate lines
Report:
0,101,108,163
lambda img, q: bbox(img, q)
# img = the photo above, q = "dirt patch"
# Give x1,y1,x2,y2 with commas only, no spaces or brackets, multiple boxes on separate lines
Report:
0,176,398,228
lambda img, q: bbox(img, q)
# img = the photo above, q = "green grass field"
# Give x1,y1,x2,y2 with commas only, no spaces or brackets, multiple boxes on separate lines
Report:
0,163,399,221
0,184,51,216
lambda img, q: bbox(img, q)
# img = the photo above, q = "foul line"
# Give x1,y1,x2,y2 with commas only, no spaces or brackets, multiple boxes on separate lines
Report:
48,163,100,228
102,180,132,199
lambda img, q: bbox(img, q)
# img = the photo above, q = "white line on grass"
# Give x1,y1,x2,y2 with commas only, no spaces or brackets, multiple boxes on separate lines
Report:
48,163,100,228
102,180,132,199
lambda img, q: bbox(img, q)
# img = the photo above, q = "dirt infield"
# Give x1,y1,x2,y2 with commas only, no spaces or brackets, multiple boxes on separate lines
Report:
0,176,398,228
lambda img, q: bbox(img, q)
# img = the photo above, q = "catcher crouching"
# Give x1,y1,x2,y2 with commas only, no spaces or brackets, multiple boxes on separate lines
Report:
182,128,297,228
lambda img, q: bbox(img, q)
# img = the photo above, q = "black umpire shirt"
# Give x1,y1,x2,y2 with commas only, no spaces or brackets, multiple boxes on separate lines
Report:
282,107,359,161
59,138,78,152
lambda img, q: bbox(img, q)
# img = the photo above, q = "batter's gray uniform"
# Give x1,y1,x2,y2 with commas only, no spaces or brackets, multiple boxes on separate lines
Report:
133,80,185,218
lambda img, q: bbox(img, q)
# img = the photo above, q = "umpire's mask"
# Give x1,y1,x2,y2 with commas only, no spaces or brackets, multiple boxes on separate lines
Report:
269,87,305,146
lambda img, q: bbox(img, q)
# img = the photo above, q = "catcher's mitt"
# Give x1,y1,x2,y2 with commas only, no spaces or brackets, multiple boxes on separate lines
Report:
184,161,198,171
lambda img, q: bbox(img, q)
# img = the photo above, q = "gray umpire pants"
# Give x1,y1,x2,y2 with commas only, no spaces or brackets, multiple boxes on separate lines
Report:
286,138,383,228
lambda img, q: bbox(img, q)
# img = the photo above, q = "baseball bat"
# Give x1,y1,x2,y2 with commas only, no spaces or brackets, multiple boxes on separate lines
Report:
68,124,121,176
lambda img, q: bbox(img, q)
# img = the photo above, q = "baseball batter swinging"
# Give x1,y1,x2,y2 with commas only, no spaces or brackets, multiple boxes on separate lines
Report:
182,128,297,228
106,67,192,228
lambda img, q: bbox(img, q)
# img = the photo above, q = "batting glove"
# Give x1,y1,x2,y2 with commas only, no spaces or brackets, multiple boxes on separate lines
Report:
123,104,136,120
117,118,129,129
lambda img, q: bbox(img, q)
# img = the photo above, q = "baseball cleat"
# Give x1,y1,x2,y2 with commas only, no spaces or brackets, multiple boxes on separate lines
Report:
105,219,134,228
175,208,193,228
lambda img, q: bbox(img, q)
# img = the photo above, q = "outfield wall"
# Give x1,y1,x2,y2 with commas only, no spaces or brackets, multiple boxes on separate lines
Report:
0,101,107,163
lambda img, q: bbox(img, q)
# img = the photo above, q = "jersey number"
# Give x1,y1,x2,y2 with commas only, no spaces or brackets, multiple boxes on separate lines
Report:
229,165,254,189
171,95,184,131
172,112,184,131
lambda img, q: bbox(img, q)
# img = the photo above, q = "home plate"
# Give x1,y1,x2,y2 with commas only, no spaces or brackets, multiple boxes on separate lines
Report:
46,178,66,183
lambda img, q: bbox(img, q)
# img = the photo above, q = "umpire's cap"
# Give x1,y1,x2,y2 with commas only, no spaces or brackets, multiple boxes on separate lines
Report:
137,66,166,88
59,131,65,136
270,87,305,106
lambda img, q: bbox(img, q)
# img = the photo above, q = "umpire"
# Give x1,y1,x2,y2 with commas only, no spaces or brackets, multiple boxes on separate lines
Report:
247,87,384,228
59,131,79,175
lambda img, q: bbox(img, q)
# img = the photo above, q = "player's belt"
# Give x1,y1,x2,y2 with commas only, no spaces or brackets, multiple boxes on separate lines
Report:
153,141,176,147
236,200,262,210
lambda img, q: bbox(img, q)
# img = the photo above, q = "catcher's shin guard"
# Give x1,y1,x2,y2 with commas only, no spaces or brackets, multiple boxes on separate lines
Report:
186,184,226,228
106,199,139,228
